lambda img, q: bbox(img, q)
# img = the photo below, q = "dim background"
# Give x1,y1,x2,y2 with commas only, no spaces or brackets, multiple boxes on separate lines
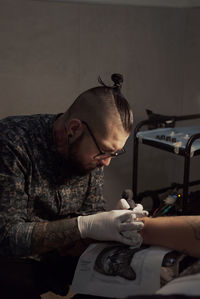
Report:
1,0,200,298
1,0,200,209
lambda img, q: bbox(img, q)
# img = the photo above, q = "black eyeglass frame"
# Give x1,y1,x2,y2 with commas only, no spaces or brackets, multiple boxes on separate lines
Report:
81,121,126,160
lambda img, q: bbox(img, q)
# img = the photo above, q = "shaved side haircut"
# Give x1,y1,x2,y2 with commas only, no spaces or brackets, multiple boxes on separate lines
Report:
63,74,133,137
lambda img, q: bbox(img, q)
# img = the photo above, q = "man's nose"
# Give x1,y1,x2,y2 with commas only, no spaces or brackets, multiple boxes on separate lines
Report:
100,157,111,166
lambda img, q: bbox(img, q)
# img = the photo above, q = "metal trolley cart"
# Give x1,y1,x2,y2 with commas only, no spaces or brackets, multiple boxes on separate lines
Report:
132,111,200,214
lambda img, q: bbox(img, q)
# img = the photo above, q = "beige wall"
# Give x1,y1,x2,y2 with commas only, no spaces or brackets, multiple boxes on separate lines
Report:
0,0,199,209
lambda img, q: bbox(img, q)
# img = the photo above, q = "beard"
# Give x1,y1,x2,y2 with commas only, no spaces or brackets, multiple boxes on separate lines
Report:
61,133,99,177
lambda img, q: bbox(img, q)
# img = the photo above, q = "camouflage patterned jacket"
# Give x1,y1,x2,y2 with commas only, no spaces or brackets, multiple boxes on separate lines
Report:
0,114,105,257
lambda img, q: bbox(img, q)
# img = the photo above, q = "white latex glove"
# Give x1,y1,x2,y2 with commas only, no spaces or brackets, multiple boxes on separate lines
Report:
133,203,149,218
116,198,131,210
116,198,149,217
77,210,144,246
117,203,148,248
121,213,144,247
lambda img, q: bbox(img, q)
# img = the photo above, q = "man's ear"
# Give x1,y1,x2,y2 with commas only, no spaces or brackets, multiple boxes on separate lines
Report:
66,119,83,140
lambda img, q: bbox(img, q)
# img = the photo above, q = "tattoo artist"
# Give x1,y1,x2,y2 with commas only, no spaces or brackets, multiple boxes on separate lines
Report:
0,73,144,299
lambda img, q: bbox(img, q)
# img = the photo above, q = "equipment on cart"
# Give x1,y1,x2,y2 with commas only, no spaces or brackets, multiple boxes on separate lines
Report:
132,110,200,215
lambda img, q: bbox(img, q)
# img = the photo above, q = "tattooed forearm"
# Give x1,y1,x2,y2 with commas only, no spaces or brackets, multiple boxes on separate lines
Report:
185,216,200,240
31,217,81,255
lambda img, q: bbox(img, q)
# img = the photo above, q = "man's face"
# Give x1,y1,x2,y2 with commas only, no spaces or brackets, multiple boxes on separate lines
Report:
65,132,102,176
64,124,129,177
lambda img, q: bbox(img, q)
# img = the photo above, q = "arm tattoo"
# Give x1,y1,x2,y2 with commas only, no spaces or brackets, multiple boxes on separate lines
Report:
31,217,81,255
185,216,200,240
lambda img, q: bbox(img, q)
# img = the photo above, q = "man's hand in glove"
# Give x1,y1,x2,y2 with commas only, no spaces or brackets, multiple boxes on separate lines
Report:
116,198,131,210
116,198,149,218
117,200,148,247
77,210,144,246
116,189,148,217
115,189,149,247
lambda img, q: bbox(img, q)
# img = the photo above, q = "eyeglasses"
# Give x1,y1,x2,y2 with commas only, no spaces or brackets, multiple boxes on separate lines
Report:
82,121,126,160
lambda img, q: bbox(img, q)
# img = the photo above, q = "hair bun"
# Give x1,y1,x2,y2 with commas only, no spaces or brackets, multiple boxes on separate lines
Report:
111,73,123,88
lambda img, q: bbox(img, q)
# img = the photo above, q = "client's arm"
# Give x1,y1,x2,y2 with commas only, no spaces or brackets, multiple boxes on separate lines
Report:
140,216,200,258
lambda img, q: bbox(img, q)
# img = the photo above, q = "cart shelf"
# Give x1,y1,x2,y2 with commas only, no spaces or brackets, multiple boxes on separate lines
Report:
132,112,200,214
137,126,200,157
